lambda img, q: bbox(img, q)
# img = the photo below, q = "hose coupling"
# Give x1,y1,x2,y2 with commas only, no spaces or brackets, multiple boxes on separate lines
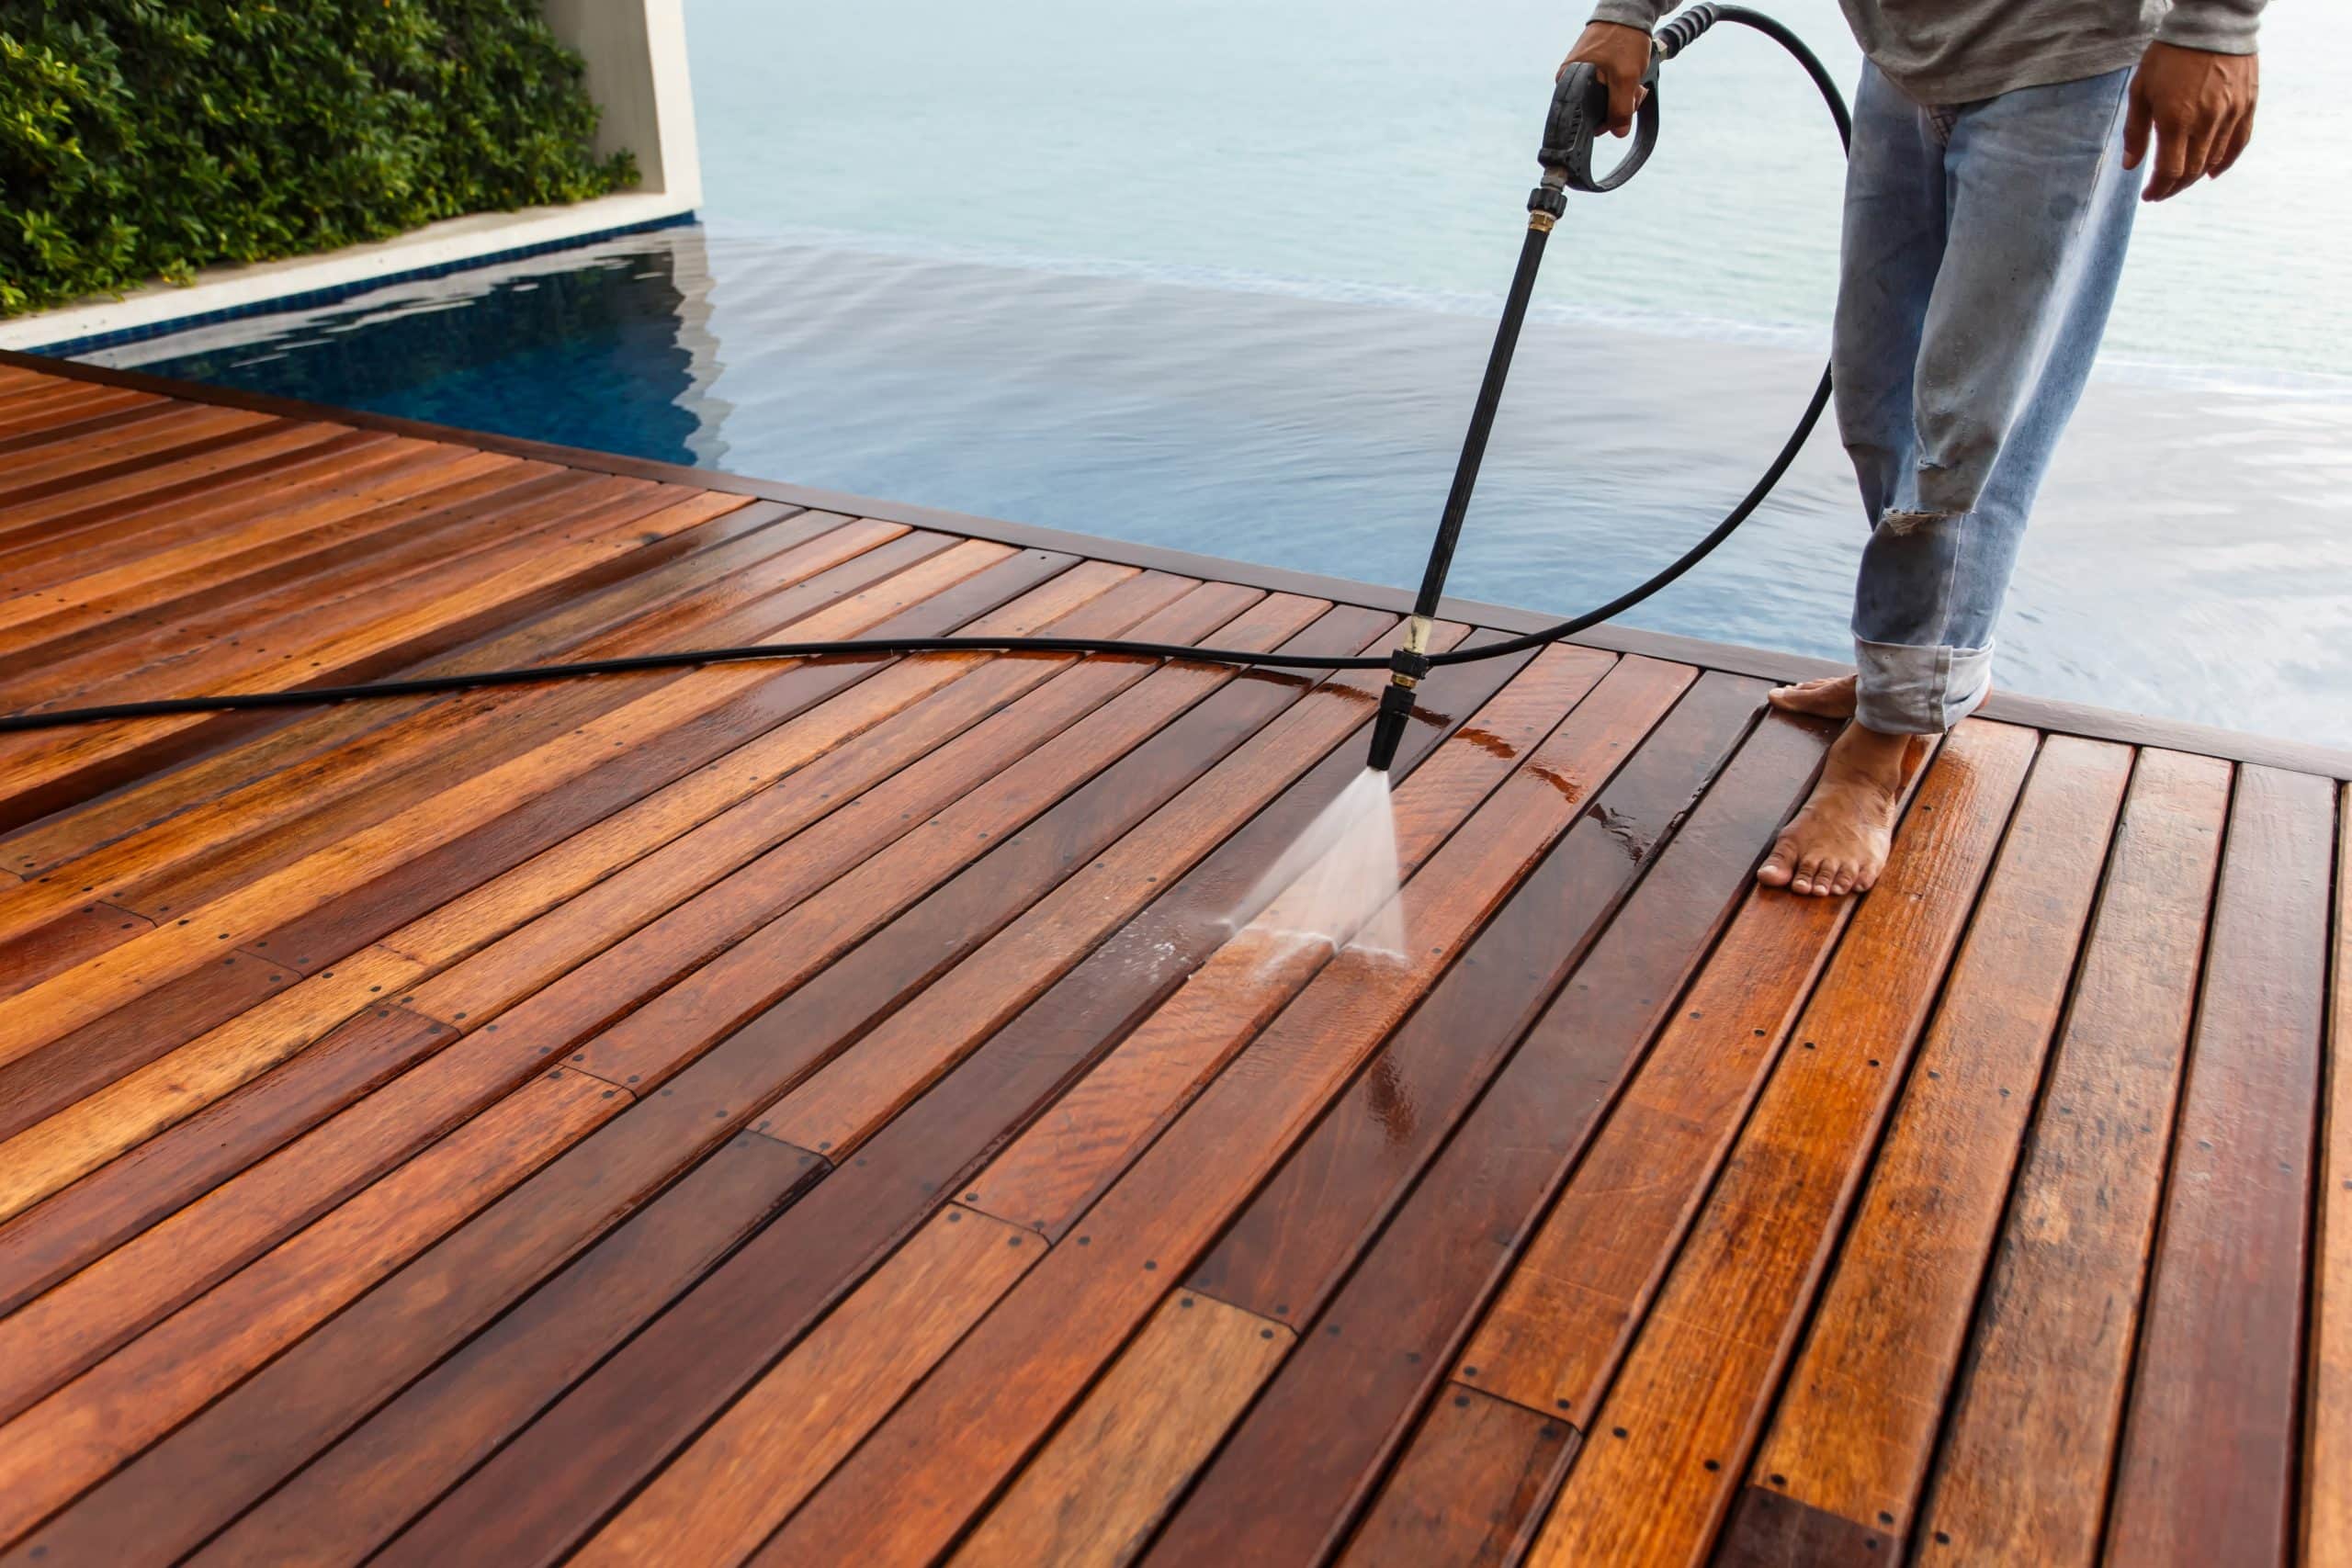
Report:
1366,618,1434,773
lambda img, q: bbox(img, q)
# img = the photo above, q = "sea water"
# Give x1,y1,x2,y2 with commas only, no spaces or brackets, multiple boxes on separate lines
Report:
1225,770,1408,961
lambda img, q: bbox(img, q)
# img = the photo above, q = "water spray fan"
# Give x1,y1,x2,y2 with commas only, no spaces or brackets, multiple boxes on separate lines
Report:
0,6,1848,746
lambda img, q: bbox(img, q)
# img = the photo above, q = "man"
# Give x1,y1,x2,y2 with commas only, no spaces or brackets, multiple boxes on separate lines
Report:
1561,0,2262,897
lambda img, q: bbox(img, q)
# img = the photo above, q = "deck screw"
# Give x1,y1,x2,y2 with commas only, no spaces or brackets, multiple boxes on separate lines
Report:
1454,1394,1471,1408
1703,1460,1719,1472
1612,1427,1628,1439
1879,1513,1894,1526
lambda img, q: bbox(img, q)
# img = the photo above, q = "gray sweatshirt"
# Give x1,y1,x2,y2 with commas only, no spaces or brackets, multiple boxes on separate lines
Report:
1587,0,2266,104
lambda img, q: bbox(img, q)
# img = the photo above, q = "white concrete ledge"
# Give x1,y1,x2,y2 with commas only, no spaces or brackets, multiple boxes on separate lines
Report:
0,190,695,353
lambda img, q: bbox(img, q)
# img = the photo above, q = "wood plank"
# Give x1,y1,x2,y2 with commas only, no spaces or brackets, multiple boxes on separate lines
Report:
0,485,762,831
0,947,426,1225
0,998,444,1315
0,581,1307,1419
0,1067,625,1549
786,642,1624,1187
0,429,408,591
86,1132,828,1568
0,403,270,490
2310,780,2350,1568
957,649,1658,1238
1152,712,1851,1568
0,953,296,1147
0,497,831,873
0,454,565,682
566,1206,1042,1568
951,1290,1295,1568
1187,674,1784,1326
0,526,973,1056
383,561,1187,1016
1340,1386,1576,1568
170,1128,823,1568
750,653,1695,1565
552,601,1387,1097
0,416,338,540
374,636,1530,1568
1910,749,2230,1564
1448,837,1856,1424
0,897,151,998
0,394,170,457
0,550,1067,1317
0,590,1302,1562
0,553,1091,1304
1720,736,2132,1562
2103,763,2334,1568
0,507,858,942
1518,722,2038,1568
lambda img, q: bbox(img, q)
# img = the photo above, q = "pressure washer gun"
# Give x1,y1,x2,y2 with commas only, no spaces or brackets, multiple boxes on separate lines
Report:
1366,10,1730,774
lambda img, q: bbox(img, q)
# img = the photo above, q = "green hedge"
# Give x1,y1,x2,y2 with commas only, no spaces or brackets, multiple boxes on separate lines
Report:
0,1,637,316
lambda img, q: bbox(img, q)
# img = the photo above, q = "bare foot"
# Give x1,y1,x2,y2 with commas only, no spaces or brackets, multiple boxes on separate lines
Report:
1767,673,1859,719
1757,722,1913,897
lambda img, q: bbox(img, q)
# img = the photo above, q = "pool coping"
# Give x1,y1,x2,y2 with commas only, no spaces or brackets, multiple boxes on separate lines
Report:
9,344,2348,783
0,197,697,357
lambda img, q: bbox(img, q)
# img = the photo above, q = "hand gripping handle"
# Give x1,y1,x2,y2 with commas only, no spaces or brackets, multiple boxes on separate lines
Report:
1544,57,1660,193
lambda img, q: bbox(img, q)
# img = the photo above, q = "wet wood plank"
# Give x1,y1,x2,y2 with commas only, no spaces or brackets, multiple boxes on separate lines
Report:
1522,721,2037,1568
952,1290,1295,1568
752,656,1699,1564
0,364,2336,1566
372,637,1525,1568
1910,749,2230,1564
2103,763,2334,1568
1152,706,1840,1566
1722,736,2132,1562
2310,781,2350,1568
1341,1386,1576,1568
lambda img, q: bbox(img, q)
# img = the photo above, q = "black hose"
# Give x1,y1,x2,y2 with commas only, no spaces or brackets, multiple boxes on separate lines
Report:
0,6,1849,740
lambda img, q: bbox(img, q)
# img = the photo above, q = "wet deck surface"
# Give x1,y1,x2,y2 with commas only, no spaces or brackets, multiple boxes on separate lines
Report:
0,355,2344,1566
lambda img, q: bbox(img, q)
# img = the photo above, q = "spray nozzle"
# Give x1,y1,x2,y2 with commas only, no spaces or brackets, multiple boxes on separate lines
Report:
1365,639,1430,774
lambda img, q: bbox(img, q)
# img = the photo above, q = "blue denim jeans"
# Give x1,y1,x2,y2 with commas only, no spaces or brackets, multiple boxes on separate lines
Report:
1834,61,2139,734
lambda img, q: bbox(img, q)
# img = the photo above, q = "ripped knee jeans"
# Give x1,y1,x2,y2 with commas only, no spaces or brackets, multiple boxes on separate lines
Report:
1831,61,2139,734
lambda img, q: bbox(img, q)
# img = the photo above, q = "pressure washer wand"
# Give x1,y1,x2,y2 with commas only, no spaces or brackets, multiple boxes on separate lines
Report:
1366,55,1660,773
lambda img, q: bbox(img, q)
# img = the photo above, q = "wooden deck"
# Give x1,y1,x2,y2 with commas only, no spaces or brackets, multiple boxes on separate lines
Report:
0,351,2343,1567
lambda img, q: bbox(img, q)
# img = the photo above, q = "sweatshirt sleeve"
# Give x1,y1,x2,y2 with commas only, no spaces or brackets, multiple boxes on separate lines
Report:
1587,0,1679,32
2154,0,2266,54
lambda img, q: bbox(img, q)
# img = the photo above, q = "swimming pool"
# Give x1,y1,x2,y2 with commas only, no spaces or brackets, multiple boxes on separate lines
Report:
75,220,2352,750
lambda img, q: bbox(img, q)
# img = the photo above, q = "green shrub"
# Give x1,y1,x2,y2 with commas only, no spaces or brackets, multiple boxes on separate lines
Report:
0,1,637,316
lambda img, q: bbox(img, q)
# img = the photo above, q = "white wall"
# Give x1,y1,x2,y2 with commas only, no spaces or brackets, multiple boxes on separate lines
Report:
542,0,703,206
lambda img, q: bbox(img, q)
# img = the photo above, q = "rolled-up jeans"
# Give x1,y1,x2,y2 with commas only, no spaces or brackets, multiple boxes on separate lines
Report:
1834,60,2138,734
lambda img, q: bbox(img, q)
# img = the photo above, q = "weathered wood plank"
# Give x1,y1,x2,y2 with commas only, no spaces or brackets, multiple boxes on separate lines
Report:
1153,710,1848,1567
566,1206,1042,1568
952,1290,1295,1568
1340,1386,1576,1568
1720,736,2131,1563
0,393,170,457
751,653,1690,1564
2103,764,2334,1568
1910,749,2230,1565
0,1067,625,1549
1519,722,2037,1568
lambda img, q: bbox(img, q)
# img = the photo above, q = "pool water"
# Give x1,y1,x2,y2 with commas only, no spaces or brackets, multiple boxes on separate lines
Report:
68,0,2352,749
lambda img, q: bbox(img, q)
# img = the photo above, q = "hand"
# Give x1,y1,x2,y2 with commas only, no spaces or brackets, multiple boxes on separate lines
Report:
1557,20,1652,137
2125,41,2258,202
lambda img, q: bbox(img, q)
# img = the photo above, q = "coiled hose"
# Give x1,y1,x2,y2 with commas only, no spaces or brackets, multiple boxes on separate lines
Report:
1,6,1850,739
